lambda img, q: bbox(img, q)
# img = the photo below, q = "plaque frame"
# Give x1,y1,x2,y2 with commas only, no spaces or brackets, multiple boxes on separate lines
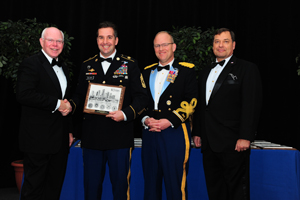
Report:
83,82,125,115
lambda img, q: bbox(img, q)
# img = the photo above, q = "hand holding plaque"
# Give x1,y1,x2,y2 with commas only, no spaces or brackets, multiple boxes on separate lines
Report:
83,83,125,115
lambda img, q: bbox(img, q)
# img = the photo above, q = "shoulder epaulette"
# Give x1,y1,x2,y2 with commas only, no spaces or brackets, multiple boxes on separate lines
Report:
83,55,98,63
144,63,158,70
121,54,135,62
179,62,195,68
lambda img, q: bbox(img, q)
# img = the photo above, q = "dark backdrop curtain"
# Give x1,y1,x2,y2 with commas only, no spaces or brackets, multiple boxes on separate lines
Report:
1,0,300,188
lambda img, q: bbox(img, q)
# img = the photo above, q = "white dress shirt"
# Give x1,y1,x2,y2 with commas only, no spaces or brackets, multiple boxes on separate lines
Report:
100,50,116,74
142,59,174,128
206,55,232,104
154,60,174,109
99,50,127,120
41,49,67,112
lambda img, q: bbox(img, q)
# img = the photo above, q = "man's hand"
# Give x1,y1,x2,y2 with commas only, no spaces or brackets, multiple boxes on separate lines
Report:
106,111,124,122
193,136,201,147
235,139,251,152
146,118,171,132
58,99,72,116
69,133,74,147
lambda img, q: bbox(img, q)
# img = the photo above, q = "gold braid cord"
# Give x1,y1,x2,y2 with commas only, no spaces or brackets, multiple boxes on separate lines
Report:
173,98,197,122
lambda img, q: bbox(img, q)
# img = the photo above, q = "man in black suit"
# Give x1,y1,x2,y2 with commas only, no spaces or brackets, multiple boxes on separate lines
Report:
192,28,262,200
71,21,147,200
141,31,198,200
16,27,73,200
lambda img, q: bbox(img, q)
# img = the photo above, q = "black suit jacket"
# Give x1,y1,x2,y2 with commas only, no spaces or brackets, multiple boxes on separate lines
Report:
192,56,262,152
71,53,148,150
16,51,72,154
141,60,198,128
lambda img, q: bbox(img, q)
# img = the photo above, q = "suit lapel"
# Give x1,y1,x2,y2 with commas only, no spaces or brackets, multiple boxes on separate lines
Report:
160,65,175,98
149,62,178,101
61,64,70,98
161,60,180,96
39,52,63,98
104,59,119,77
201,66,212,104
101,54,124,77
210,56,236,101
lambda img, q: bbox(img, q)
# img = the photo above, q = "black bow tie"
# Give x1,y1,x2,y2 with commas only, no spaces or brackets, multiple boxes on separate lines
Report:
99,57,113,63
211,60,225,68
51,58,62,67
157,65,170,71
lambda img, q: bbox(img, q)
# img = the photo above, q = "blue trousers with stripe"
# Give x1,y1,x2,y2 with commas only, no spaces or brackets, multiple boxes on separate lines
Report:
142,122,191,200
82,147,132,200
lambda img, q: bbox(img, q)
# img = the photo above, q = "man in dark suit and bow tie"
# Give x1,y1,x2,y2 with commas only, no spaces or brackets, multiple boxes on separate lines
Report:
16,27,73,200
71,21,147,200
192,28,262,200
141,31,198,200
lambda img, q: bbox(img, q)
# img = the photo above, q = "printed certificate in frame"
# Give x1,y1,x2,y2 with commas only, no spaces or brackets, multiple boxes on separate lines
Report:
83,83,125,115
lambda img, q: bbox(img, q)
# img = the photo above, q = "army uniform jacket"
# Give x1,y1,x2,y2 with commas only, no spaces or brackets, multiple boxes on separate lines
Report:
71,53,147,150
141,60,198,128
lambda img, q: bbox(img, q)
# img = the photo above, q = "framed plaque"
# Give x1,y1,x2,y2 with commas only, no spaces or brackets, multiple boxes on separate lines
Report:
83,83,125,115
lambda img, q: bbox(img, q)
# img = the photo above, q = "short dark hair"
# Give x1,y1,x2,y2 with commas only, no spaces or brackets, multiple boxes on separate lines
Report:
97,21,118,38
215,28,235,42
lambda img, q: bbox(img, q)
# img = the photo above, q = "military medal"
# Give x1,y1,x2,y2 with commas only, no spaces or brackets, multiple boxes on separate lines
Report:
114,62,128,75
167,68,178,83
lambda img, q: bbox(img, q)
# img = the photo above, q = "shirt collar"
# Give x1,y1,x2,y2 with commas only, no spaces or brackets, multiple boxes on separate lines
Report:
41,49,57,64
100,50,117,60
215,55,233,67
158,59,174,67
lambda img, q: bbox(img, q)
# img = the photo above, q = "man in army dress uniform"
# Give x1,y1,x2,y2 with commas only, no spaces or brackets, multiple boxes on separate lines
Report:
71,21,147,200
141,31,198,200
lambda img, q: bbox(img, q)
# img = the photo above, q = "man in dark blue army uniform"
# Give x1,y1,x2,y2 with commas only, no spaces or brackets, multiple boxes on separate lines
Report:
71,21,147,200
141,31,198,200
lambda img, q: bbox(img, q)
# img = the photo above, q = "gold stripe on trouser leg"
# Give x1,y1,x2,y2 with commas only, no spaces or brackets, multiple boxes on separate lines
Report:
181,123,190,200
127,147,132,200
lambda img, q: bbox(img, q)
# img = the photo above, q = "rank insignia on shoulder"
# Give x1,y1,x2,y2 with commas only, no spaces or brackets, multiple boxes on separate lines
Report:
144,63,158,70
179,62,195,68
84,55,98,63
121,54,134,62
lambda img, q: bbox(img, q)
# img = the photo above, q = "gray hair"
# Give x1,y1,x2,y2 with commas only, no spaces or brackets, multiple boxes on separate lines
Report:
41,27,64,41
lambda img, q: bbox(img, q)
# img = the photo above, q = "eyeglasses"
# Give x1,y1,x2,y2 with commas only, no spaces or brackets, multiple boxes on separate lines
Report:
43,38,64,45
154,43,173,48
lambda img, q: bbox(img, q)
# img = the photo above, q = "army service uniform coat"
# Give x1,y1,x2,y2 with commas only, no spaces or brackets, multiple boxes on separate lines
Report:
141,60,198,200
141,60,198,127
71,53,147,150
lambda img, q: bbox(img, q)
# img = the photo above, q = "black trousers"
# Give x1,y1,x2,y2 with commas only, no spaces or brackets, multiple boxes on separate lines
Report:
202,146,250,200
20,145,69,200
